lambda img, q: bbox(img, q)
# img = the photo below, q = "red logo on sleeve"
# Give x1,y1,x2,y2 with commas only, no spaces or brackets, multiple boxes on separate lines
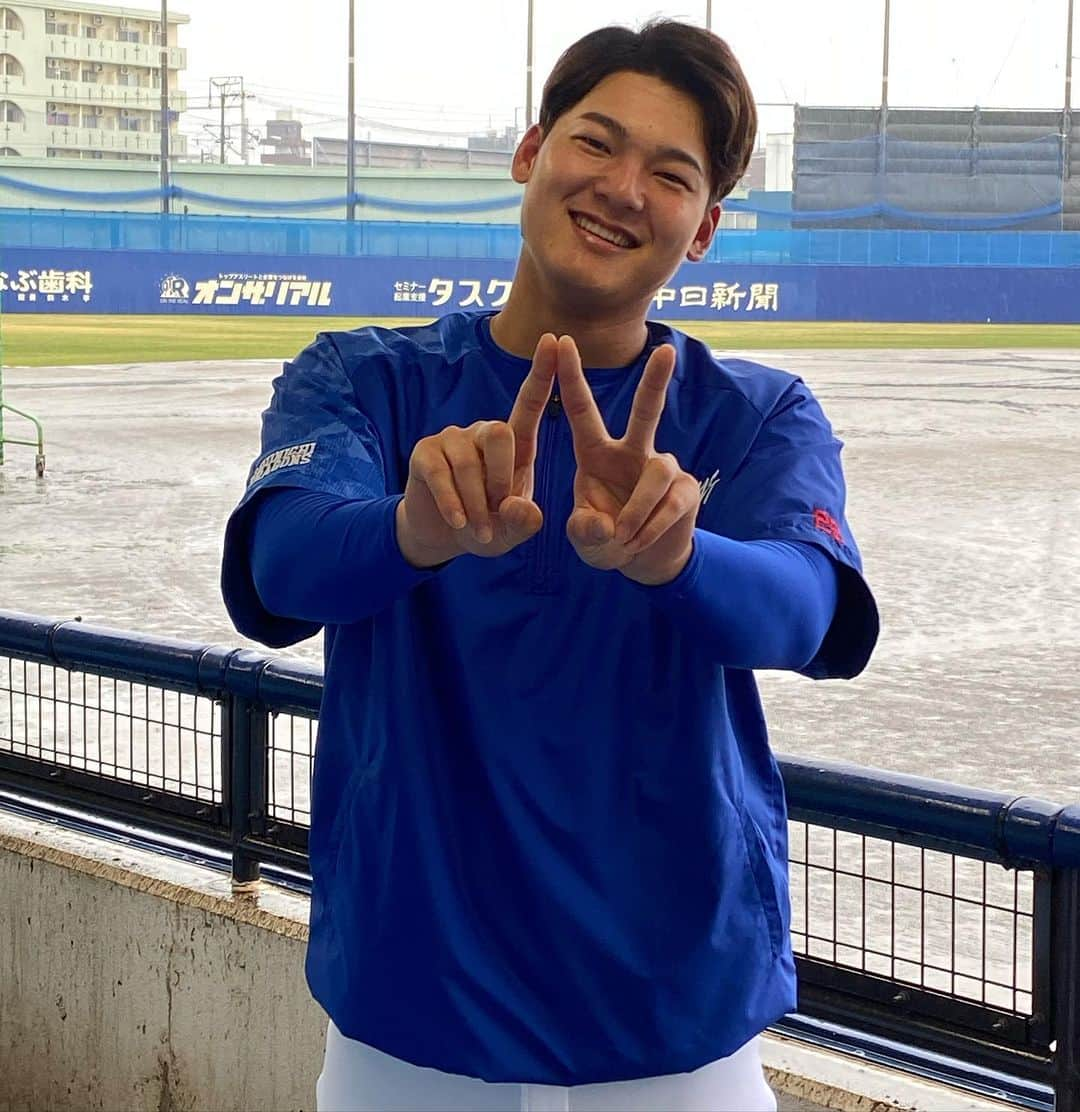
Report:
813,508,844,544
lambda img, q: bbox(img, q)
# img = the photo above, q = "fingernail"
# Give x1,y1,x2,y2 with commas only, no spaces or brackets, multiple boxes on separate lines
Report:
450,511,466,529
477,525,493,544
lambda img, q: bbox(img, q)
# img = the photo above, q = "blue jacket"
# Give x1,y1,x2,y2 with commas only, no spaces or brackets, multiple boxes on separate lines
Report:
221,311,878,1085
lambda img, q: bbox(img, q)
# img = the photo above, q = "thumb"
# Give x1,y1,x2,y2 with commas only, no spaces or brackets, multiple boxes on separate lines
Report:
567,507,614,550
497,495,543,544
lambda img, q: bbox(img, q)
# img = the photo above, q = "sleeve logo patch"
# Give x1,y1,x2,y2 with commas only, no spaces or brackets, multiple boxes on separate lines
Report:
249,441,317,486
699,469,722,506
813,508,844,544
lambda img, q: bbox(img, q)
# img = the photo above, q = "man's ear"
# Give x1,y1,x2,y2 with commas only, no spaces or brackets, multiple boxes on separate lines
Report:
511,124,544,184
686,203,722,262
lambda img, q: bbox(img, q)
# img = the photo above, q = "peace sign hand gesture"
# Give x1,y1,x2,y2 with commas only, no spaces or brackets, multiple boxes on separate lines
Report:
557,336,702,586
396,333,558,568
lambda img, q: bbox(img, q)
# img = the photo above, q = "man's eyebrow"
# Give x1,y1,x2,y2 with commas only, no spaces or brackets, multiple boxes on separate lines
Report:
576,111,705,178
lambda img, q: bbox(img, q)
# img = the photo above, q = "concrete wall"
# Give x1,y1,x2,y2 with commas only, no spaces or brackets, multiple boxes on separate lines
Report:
0,807,325,1112
0,803,1017,1112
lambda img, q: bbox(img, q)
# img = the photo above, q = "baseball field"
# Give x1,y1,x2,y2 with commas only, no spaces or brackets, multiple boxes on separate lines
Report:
3,314,1080,366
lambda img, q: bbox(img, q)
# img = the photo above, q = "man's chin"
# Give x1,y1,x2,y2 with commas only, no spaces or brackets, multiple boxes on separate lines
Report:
548,264,655,315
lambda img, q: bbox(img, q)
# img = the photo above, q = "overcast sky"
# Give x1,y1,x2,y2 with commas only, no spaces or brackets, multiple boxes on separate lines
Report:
170,0,1075,157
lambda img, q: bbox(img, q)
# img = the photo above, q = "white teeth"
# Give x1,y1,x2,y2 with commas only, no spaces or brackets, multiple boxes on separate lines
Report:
573,214,633,248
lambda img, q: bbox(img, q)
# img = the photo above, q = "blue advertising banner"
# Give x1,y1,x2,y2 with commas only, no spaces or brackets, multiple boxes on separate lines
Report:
0,246,1076,322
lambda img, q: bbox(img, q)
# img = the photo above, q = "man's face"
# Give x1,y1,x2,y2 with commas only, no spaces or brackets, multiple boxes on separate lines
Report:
512,70,720,315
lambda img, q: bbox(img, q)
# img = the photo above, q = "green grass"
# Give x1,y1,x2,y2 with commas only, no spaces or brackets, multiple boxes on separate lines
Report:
2,314,1080,366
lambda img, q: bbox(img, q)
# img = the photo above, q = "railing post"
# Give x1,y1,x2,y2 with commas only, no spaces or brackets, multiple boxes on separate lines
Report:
223,692,264,893
1052,865,1080,1111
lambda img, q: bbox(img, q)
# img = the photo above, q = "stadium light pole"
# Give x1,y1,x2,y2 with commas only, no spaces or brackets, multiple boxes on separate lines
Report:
159,0,169,214
1065,0,1075,193
878,0,891,180
525,0,535,128
1066,0,1074,119
880,0,891,110
346,0,356,222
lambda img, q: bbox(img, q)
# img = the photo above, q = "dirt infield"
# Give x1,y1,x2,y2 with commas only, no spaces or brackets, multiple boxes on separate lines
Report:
2,347,1078,803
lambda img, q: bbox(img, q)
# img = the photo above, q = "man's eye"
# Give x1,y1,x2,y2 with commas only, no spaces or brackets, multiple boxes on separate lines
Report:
576,135,609,153
658,172,690,189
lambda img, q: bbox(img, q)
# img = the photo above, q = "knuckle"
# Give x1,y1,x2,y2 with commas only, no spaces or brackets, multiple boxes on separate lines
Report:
489,421,514,446
434,425,464,446
646,457,673,483
411,445,441,477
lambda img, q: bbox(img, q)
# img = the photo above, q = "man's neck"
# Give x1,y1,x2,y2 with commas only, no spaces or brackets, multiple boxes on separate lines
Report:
489,271,652,369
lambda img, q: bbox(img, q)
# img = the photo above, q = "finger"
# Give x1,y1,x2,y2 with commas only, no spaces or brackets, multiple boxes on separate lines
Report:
556,335,608,458
624,344,676,455
475,421,515,510
442,431,492,543
497,495,543,542
566,507,615,551
614,456,678,544
624,475,701,555
410,441,467,530
507,333,557,468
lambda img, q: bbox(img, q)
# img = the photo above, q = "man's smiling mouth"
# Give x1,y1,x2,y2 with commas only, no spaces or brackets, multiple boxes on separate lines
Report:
570,211,640,249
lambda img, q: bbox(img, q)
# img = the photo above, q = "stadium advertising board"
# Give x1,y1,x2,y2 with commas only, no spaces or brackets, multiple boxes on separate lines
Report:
0,248,1076,322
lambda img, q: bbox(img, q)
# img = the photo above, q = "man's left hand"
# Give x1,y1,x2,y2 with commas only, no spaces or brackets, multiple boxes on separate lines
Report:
556,335,701,586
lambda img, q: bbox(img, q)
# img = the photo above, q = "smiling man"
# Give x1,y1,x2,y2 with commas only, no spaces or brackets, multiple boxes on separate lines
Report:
222,19,878,1112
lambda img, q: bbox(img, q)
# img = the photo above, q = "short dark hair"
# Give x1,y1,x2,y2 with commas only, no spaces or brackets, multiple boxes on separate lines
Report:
538,20,757,203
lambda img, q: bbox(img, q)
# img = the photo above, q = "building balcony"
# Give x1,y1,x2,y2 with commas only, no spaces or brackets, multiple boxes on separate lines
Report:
47,125,188,156
46,80,187,113
45,35,186,71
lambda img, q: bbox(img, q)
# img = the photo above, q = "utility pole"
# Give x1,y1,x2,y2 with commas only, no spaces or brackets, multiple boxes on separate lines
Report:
705,0,712,32
208,76,244,165
218,81,225,163
525,0,535,127
347,0,356,221
240,86,248,164
159,0,169,212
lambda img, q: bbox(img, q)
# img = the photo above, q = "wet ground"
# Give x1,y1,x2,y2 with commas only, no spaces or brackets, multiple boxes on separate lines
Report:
1,347,1078,805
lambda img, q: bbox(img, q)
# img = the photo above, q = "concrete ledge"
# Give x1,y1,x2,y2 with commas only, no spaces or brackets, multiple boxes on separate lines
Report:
0,804,1025,1112
0,804,322,1112
761,1034,1022,1112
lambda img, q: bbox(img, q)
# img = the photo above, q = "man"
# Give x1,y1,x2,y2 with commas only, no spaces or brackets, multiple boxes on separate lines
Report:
222,19,878,1112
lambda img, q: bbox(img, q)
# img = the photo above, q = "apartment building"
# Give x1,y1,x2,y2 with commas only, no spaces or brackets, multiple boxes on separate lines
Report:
0,1,188,162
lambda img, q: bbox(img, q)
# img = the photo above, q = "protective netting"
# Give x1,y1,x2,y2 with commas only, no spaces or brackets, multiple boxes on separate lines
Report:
793,107,1077,230
0,171,522,214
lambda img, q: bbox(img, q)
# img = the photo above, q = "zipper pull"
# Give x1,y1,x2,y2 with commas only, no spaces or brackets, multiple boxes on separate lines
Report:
547,393,562,419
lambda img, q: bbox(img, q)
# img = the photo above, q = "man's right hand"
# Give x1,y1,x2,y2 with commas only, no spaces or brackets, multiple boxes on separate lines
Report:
396,333,558,568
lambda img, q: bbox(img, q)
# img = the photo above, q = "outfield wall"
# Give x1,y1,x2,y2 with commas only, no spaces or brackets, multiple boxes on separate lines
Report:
1,246,1078,322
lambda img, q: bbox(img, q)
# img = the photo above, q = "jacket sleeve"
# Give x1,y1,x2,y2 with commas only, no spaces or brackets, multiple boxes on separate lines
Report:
638,535,841,672
220,333,435,648
643,378,879,679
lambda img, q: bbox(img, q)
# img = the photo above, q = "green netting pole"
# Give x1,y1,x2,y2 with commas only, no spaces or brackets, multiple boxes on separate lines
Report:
0,292,47,476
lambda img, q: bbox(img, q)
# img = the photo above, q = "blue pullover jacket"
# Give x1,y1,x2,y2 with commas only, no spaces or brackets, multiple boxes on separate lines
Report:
221,311,878,1085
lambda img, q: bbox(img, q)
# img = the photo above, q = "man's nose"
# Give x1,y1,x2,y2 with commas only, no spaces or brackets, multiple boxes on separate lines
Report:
593,156,646,212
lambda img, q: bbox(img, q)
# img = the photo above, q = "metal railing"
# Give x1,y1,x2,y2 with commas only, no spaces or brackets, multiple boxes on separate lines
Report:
1,608,1077,1110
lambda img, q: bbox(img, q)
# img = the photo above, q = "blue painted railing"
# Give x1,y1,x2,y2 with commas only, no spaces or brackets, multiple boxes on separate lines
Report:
0,609,1077,1109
